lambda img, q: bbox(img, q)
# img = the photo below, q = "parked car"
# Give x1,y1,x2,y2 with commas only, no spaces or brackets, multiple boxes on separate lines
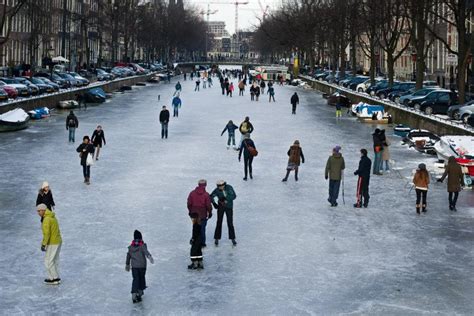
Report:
400,87,440,105
386,82,417,102
96,68,113,81
69,72,90,86
347,76,370,90
35,73,69,88
418,90,458,115
0,81,18,99
36,77,60,92
376,81,411,100
12,77,40,95
456,101,474,122
0,88,9,102
56,72,82,87
366,80,390,96
0,78,30,97
24,77,54,94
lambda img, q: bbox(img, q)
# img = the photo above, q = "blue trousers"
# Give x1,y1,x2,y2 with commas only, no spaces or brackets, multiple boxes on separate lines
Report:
328,180,341,204
373,152,382,174
227,133,235,146
68,127,75,142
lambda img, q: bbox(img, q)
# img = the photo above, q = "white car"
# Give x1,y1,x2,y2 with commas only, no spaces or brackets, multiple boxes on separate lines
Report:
356,77,385,93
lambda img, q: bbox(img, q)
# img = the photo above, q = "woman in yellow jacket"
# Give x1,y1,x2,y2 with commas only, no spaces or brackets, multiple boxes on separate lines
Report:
37,204,62,285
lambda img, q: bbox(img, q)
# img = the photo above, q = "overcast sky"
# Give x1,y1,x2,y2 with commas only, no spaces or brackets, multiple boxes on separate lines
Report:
186,0,282,34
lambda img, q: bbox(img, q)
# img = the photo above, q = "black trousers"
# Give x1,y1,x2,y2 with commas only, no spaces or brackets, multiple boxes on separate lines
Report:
292,103,297,113
82,165,90,178
415,189,428,206
356,176,370,206
131,268,147,293
214,208,236,240
449,192,459,207
244,156,253,178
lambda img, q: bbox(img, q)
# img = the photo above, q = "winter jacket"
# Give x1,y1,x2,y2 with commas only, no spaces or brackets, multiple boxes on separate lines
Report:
76,143,95,166
440,157,464,192
260,81,266,88
287,145,305,166
372,132,384,152
126,240,153,269
239,139,256,160
172,97,181,108
41,209,62,246
187,184,212,220
267,86,275,96
36,190,55,210
382,138,390,161
238,81,245,89
221,123,238,136
413,170,430,190
239,121,254,135
66,114,79,129
325,153,345,180
159,109,170,123
211,184,237,209
354,155,371,179
290,93,299,105
91,130,106,147
175,83,181,90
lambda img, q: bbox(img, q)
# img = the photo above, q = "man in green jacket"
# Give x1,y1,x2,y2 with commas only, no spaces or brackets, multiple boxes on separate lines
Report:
210,180,237,246
325,146,345,207
37,204,62,285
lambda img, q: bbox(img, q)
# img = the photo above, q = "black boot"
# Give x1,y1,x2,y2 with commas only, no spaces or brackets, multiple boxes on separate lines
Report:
282,170,290,182
416,205,420,214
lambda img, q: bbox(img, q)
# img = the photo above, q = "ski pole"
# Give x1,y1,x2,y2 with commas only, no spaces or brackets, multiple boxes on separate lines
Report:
342,172,345,205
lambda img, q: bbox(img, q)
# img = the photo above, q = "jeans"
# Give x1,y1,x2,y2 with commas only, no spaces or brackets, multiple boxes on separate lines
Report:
44,243,61,280
449,192,459,207
416,189,428,207
68,127,76,142
227,133,236,146
82,165,90,178
200,218,208,245
161,123,168,138
373,152,382,174
383,160,390,171
173,107,179,117
214,208,236,240
195,84,200,91
328,179,341,205
244,156,254,179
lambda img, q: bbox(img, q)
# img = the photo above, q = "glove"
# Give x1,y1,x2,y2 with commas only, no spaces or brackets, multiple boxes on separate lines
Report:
212,202,219,209
354,171,357,175
238,158,241,162
437,179,443,183
208,212,213,219
125,265,130,272
325,176,328,180
149,256,154,264
41,245,46,252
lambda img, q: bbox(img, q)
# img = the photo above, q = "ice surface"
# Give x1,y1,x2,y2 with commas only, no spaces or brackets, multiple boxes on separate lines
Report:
0,76,473,314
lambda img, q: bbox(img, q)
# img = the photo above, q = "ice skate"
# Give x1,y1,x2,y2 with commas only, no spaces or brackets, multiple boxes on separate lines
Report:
188,262,197,270
215,239,219,246
232,239,237,246
197,261,204,269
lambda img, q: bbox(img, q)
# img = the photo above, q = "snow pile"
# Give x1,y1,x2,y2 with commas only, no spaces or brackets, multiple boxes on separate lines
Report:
0,108,29,122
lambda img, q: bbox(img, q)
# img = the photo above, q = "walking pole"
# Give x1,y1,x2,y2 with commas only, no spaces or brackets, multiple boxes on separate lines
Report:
342,172,345,205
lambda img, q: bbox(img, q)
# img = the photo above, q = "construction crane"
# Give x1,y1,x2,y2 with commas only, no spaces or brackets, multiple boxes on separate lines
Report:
199,5,219,58
257,0,270,20
198,1,249,35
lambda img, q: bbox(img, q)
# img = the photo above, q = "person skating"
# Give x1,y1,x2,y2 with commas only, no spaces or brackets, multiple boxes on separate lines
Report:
260,80,266,94
290,92,299,114
381,130,390,173
211,180,237,246
37,204,62,285
91,125,106,161
187,180,212,247
159,106,170,139
202,77,207,89
66,110,79,143
325,146,345,207
188,213,204,269
174,81,182,96
184,73,187,81
171,95,182,117
190,72,194,80
220,77,225,95
354,149,371,208
372,129,383,175
228,82,234,97
207,76,213,87
195,79,200,91
36,182,55,211
438,156,464,211
335,102,342,118
282,140,305,182
238,80,245,96
250,84,256,101
238,116,254,149
239,133,257,181
267,85,275,102
255,84,261,101
413,163,429,214
221,120,238,149
76,136,95,184
125,230,154,303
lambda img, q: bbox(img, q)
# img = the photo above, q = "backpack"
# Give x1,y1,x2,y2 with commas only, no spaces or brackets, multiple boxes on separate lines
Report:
68,117,76,127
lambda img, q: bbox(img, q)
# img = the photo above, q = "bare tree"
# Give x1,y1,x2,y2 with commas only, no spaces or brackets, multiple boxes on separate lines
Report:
0,0,27,47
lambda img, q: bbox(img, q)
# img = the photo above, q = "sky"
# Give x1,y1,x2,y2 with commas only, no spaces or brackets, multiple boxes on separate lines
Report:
186,0,282,34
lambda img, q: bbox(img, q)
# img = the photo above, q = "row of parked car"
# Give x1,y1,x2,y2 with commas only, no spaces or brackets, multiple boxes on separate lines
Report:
0,63,161,101
312,69,474,123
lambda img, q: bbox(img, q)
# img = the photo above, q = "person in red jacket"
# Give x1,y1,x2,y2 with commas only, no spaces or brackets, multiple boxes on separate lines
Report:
187,179,212,247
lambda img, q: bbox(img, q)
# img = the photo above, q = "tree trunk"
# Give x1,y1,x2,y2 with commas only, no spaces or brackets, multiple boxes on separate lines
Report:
351,35,357,76
387,53,395,87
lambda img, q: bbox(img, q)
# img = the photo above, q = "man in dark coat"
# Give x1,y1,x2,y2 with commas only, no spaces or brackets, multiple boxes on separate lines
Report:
66,111,79,143
354,148,372,208
159,106,170,139
239,134,257,181
290,92,299,114
372,128,384,175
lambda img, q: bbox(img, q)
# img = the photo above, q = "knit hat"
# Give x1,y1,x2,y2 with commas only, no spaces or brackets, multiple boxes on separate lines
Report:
294,140,300,145
41,181,49,189
134,230,142,240
36,204,47,211
418,163,426,170
333,145,341,153
198,179,207,186
373,128,381,135
216,180,226,186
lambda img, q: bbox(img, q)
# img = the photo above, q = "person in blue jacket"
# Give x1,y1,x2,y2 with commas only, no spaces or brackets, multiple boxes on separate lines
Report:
171,95,182,117
221,120,238,149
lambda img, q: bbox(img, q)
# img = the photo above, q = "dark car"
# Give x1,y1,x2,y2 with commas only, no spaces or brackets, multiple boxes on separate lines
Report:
24,77,54,94
0,77,30,97
376,82,412,100
35,73,69,88
96,68,113,81
314,70,331,81
386,82,416,102
13,77,40,95
347,76,370,90
36,77,60,92
418,90,458,115
56,72,81,87
366,80,390,96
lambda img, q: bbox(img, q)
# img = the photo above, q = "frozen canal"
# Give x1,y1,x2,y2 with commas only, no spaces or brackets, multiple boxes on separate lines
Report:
1,75,473,315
